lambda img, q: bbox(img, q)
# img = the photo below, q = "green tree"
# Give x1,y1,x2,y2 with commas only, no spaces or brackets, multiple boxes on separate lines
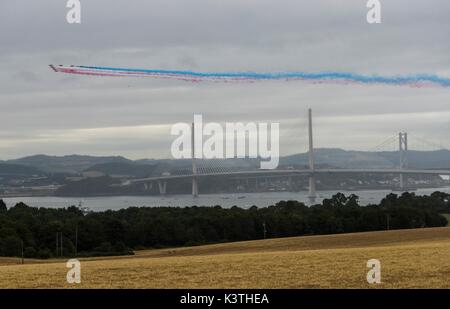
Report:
0,200,6,212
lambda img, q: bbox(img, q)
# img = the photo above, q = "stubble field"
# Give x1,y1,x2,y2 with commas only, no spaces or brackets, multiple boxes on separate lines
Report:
1,227,450,288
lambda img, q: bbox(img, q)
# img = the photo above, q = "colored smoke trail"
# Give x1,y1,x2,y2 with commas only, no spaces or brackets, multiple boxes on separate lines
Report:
49,65,450,87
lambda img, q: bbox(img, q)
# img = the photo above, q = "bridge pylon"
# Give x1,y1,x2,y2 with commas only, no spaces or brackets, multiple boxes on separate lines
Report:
399,132,408,190
157,180,167,195
308,108,317,203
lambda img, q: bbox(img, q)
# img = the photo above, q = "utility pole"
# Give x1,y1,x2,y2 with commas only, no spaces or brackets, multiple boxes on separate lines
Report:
263,221,267,239
60,232,63,257
21,240,24,265
56,232,59,257
75,223,78,257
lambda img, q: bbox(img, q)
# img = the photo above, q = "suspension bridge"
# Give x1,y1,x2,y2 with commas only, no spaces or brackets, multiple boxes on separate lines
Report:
127,109,450,200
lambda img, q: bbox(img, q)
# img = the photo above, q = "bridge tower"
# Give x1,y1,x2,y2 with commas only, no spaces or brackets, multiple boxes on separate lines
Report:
399,132,408,190
191,122,199,197
308,108,317,203
157,180,167,195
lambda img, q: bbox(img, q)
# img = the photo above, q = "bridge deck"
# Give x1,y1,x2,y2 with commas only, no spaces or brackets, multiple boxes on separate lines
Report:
130,168,450,183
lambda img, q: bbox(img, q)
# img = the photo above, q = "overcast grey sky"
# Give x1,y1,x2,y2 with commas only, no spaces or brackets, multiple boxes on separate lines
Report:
0,0,449,159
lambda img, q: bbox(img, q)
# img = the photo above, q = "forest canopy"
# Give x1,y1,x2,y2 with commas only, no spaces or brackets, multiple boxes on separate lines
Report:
0,191,448,259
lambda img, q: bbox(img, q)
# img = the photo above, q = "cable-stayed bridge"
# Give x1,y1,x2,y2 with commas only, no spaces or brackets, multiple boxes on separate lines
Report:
128,109,450,200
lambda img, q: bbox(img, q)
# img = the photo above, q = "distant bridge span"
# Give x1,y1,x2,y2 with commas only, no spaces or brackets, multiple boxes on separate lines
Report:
130,168,450,183
128,168,450,198
125,109,450,199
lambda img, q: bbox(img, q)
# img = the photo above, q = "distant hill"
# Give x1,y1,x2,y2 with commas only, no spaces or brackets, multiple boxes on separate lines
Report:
0,163,44,176
85,162,158,178
281,148,450,169
280,148,394,168
376,149,450,169
3,149,450,175
55,176,122,196
8,154,132,174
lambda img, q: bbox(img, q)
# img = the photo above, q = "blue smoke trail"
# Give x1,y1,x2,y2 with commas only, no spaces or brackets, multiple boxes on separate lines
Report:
51,65,450,87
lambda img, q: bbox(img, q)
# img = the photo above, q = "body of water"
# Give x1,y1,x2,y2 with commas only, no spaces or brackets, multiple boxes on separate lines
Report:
2,187,450,211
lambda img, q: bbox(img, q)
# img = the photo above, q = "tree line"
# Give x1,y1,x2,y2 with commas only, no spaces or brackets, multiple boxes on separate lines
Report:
0,191,449,258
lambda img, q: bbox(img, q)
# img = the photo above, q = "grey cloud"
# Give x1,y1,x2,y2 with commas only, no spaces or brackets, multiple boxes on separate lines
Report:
0,0,449,159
